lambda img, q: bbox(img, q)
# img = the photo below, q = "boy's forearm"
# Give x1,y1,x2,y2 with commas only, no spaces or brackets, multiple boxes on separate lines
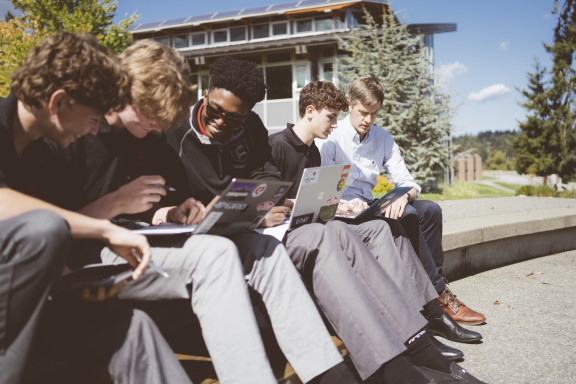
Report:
0,188,113,240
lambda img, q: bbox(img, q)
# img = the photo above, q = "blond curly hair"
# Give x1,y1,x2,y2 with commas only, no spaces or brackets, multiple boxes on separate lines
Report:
10,32,130,114
120,39,196,131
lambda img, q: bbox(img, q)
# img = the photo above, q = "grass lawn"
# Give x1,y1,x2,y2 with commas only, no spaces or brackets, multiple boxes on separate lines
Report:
375,181,523,202
493,181,524,193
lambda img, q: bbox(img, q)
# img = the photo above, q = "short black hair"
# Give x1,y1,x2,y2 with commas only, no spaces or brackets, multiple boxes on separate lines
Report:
209,57,266,108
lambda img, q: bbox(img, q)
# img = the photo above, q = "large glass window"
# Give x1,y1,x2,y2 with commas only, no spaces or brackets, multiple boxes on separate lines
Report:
315,17,334,31
213,30,227,43
191,33,206,46
296,19,313,33
253,24,270,39
272,22,288,36
265,65,293,100
230,26,246,42
296,64,307,88
321,62,334,82
173,35,189,49
154,37,170,47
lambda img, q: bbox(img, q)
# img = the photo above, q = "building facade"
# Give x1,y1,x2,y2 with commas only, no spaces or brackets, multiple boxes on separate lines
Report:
129,0,455,132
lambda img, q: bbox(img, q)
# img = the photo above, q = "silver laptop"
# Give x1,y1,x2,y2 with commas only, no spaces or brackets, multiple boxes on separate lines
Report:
132,178,292,236
288,164,351,230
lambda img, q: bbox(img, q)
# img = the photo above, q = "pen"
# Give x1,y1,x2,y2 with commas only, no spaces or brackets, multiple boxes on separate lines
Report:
130,249,170,278
148,260,170,278
161,185,177,192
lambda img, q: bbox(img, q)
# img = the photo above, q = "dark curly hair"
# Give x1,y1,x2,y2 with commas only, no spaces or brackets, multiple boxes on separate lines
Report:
298,81,348,117
209,56,266,108
10,32,130,114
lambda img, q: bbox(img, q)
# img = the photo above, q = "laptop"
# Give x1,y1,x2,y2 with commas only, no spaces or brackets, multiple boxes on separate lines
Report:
334,186,412,221
288,164,351,230
131,178,292,236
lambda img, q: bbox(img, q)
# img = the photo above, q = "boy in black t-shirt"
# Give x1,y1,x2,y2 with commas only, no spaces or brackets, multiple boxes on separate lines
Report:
0,32,191,384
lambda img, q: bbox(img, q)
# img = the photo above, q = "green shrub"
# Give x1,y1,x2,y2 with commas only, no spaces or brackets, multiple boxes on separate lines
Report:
517,185,556,197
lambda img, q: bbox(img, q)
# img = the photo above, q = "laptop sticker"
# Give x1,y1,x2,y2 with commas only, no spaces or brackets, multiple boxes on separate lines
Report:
252,183,267,197
302,168,320,185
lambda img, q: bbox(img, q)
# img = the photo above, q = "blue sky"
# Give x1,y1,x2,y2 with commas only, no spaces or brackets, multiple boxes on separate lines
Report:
1,0,560,136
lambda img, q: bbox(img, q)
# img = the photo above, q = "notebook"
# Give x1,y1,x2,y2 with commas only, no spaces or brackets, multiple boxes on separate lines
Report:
131,178,292,236
334,186,412,221
288,164,351,230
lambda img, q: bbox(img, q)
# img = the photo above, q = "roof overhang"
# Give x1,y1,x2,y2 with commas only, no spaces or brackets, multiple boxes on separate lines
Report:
179,31,348,58
129,0,389,33
407,23,457,35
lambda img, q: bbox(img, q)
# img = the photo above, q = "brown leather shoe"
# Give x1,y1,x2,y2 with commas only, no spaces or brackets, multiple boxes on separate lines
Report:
438,285,486,325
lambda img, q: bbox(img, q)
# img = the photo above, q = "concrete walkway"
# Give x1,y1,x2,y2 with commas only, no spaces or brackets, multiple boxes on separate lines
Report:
440,251,576,384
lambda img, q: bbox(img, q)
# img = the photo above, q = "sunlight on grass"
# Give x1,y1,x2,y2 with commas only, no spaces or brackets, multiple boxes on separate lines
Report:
494,181,524,192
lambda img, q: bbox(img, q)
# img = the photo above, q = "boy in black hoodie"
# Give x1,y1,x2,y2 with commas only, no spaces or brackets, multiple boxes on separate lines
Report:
168,58,485,384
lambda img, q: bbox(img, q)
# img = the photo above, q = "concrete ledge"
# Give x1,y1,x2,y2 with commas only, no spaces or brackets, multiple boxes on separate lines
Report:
437,197,576,281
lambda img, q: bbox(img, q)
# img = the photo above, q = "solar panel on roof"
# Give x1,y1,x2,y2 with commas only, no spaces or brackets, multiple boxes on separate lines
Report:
242,5,271,14
136,21,165,30
298,0,330,6
269,1,300,11
211,10,240,19
162,17,190,26
186,13,215,22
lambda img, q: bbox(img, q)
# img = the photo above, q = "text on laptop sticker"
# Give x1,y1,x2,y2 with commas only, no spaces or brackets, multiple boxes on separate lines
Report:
302,168,319,185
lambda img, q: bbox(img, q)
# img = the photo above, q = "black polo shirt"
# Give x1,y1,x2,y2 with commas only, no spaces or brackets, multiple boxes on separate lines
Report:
62,120,191,222
0,95,83,209
268,124,321,199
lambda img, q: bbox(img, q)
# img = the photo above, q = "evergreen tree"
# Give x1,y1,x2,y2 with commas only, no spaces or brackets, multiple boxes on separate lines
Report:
513,60,558,183
338,7,451,191
547,0,576,181
0,0,138,96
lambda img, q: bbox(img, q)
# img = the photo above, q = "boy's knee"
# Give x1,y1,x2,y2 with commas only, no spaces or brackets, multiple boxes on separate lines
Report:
18,210,70,239
417,200,443,221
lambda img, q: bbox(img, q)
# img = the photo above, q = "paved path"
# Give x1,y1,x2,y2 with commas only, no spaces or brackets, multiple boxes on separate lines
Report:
440,251,576,384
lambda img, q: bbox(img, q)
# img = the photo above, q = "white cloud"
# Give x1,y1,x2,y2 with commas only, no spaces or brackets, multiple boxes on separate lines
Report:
499,41,510,51
467,84,512,103
437,61,468,85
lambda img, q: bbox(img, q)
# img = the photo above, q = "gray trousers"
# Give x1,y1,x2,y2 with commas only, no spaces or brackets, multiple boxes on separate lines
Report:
346,219,438,306
100,232,342,384
284,220,428,380
0,210,190,384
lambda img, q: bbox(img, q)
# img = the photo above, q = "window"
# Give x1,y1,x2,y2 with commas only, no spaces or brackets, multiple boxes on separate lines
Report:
296,19,313,33
173,35,189,49
321,62,334,82
272,22,288,36
213,30,227,43
154,37,170,47
296,64,308,88
191,33,206,46
230,26,246,42
253,24,270,39
315,17,334,31
265,65,293,100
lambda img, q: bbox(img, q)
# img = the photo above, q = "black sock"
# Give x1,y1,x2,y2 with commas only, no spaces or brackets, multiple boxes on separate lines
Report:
405,329,451,373
422,299,444,320
367,355,429,384
309,360,361,384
